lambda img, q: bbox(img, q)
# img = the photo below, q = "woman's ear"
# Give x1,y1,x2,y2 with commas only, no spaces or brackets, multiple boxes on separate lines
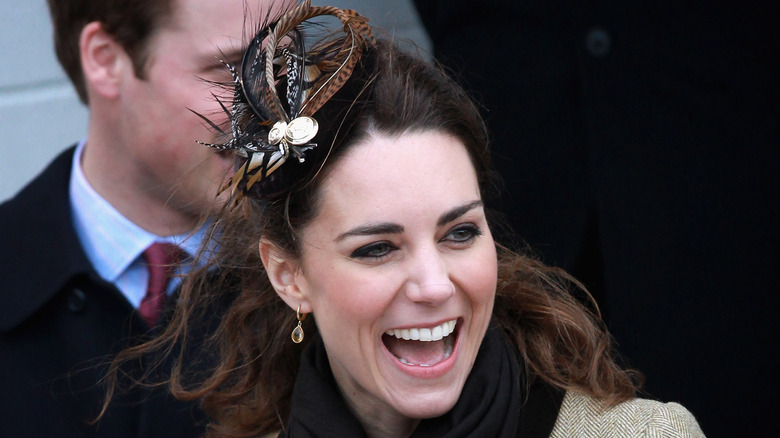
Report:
79,21,128,100
259,238,312,313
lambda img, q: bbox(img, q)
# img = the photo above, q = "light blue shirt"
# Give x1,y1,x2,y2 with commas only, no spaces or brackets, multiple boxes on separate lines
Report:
69,139,211,309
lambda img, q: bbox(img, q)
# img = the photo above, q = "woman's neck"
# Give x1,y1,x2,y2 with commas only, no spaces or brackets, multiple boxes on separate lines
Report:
331,366,420,438
352,405,419,438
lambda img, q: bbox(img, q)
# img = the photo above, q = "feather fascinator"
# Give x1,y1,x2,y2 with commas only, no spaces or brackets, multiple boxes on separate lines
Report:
197,0,375,203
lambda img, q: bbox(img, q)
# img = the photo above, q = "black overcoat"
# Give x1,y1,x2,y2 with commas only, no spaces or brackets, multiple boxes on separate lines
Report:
0,147,205,437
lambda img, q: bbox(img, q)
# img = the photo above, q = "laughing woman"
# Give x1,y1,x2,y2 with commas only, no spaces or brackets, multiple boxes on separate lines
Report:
108,2,705,437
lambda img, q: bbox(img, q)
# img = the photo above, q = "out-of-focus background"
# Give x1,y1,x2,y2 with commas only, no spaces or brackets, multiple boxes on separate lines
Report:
0,2,88,201
0,1,430,202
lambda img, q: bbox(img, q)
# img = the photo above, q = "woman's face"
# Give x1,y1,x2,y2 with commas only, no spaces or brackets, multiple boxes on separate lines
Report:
291,130,497,429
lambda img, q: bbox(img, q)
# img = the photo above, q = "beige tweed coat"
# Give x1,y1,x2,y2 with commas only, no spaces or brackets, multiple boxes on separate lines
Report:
550,391,705,437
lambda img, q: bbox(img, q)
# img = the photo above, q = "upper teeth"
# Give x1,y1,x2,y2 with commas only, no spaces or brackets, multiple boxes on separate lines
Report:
385,319,457,341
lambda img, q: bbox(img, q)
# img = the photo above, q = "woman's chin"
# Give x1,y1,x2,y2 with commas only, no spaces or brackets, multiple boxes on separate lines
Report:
385,386,463,420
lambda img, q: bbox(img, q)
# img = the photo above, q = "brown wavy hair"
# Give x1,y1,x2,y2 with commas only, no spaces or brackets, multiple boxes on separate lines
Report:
103,38,640,437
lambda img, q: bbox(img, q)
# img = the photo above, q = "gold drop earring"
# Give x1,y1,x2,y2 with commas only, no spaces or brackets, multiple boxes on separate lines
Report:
291,305,306,343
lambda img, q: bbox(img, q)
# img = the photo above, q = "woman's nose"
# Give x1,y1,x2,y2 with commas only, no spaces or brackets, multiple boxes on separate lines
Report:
403,248,455,305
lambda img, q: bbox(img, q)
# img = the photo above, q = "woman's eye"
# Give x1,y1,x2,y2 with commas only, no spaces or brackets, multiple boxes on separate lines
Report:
350,242,398,259
442,224,482,244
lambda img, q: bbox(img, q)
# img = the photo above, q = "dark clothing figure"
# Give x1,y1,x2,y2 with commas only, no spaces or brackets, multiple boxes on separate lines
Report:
0,148,205,437
414,2,779,436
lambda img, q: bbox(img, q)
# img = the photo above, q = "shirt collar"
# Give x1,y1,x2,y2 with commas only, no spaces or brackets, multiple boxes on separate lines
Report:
69,140,208,283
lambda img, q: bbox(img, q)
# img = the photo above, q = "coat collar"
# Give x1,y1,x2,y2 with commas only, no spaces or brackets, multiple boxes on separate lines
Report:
0,146,97,331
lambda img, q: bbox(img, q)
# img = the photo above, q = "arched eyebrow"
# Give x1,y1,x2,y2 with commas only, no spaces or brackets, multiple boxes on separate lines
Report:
336,223,404,241
437,200,484,227
335,200,484,242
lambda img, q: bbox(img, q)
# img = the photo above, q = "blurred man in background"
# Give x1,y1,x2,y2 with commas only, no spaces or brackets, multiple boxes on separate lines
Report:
0,0,290,436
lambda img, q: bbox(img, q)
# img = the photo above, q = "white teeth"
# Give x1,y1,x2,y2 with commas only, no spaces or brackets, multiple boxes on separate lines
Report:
385,319,457,341
390,333,456,367
431,325,442,340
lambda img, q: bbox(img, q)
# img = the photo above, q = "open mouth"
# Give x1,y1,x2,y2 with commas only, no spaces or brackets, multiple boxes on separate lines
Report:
382,319,458,367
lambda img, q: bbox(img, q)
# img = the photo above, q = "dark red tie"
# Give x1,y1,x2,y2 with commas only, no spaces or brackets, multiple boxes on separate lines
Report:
139,242,183,327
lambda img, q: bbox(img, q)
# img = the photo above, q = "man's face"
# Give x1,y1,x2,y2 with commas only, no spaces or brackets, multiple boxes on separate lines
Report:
114,0,292,226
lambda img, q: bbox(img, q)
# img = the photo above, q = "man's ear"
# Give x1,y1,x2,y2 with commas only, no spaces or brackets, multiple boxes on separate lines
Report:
259,238,312,313
79,21,129,100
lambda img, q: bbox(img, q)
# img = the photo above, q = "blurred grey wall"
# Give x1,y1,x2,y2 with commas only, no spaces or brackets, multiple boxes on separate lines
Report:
0,2,88,202
0,1,429,202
